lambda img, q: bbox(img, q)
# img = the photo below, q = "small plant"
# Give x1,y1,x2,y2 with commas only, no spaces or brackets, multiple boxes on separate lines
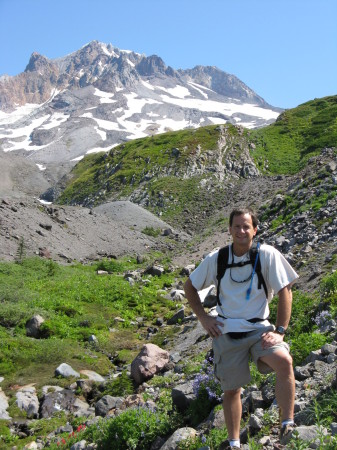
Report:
312,310,331,327
188,355,222,425
101,371,134,397
142,226,161,237
46,424,87,449
15,236,26,264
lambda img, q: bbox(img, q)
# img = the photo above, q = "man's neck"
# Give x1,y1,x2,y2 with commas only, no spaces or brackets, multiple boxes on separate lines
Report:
232,242,252,257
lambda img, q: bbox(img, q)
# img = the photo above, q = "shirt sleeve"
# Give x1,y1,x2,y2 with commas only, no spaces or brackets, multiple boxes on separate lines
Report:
263,244,299,295
189,250,218,291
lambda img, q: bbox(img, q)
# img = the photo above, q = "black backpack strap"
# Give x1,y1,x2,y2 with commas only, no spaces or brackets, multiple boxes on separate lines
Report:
216,245,230,306
249,243,268,298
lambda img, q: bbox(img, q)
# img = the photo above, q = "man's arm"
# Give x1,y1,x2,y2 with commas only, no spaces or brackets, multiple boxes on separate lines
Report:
184,278,223,338
276,285,293,330
262,284,293,348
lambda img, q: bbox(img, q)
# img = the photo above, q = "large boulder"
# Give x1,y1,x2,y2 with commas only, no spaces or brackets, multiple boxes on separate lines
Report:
131,343,170,384
15,385,39,419
25,315,45,338
55,363,80,378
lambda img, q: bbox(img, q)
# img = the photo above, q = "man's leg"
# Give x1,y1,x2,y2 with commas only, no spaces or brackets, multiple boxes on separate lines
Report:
223,388,242,440
259,350,295,421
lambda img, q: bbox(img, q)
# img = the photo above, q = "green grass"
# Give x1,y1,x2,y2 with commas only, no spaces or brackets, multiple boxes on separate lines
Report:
250,95,337,174
0,256,179,389
1,254,337,448
58,125,223,207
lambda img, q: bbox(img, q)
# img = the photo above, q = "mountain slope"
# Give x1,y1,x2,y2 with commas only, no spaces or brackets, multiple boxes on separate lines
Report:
54,96,337,229
0,41,281,185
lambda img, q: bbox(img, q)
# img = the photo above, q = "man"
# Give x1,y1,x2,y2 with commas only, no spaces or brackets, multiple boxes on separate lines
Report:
184,207,298,449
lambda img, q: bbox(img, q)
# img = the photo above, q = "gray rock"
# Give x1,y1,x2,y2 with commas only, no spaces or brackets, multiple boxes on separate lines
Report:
167,307,185,325
70,440,87,450
0,390,11,419
171,381,196,412
94,395,123,417
159,427,197,450
15,385,39,419
25,315,45,338
55,363,80,378
40,389,77,418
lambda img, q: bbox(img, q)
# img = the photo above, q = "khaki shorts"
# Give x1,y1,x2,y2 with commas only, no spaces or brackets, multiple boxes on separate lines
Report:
212,326,290,391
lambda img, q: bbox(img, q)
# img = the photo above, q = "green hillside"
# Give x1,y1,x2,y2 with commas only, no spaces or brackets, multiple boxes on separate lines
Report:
250,95,337,173
58,95,337,226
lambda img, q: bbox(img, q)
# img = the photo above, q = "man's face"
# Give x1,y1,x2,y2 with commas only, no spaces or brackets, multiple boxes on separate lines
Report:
229,213,257,248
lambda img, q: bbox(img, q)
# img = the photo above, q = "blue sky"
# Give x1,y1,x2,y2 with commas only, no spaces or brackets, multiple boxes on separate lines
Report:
0,0,336,109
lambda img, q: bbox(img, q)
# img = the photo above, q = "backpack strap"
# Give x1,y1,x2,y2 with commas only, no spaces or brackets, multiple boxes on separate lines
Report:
216,242,268,305
216,245,230,306
249,243,268,298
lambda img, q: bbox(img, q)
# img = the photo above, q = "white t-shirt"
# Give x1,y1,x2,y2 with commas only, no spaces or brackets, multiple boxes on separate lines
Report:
189,243,299,334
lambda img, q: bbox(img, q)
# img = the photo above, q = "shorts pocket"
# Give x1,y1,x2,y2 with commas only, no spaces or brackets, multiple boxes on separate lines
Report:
213,352,221,382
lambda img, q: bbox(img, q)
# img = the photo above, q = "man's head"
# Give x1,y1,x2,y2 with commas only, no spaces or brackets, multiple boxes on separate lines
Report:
229,207,259,228
229,208,258,253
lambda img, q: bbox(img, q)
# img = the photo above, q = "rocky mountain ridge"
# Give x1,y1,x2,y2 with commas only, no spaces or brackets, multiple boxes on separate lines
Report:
0,41,281,187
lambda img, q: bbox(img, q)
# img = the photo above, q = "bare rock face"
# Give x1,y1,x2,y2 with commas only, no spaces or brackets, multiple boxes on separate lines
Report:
0,53,61,111
130,343,170,384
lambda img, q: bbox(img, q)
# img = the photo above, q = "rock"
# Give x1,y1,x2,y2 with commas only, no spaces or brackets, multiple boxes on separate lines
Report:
55,363,80,378
39,223,52,231
248,413,263,431
130,343,170,384
94,395,123,417
70,441,87,450
15,385,39,419
294,425,328,447
79,370,105,382
0,389,11,419
171,381,196,412
144,265,165,276
169,289,185,301
180,264,196,276
159,427,196,450
40,389,78,418
25,315,45,338
167,307,185,325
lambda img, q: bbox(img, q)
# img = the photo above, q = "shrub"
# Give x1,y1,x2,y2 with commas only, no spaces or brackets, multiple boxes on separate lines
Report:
101,371,134,397
142,226,161,237
290,333,327,366
84,405,179,450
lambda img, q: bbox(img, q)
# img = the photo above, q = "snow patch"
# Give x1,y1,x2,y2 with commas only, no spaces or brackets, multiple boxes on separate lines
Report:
93,88,116,104
94,126,107,140
40,112,69,130
36,163,46,171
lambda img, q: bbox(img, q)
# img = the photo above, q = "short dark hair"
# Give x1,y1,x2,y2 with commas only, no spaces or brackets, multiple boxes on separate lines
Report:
229,207,259,228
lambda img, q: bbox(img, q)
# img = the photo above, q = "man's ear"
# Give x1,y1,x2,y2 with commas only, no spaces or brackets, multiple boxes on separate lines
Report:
253,227,257,236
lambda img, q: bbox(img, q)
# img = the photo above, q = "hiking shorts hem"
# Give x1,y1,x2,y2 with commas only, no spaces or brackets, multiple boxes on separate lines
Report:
212,326,290,391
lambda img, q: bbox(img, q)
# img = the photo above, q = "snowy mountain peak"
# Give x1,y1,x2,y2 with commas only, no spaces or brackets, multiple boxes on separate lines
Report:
0,41,282,183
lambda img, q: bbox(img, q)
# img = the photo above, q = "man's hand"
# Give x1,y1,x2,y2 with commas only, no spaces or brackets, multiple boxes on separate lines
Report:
184,278,223,338
261,331,284,349
200,315,223,338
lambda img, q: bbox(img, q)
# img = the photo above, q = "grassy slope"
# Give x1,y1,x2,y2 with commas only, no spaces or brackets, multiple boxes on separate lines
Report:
0,257,180,390
249,95,337,173
57,96,337,231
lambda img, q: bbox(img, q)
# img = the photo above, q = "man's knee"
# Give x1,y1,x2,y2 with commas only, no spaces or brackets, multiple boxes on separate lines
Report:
260,350,293,373
224,388,241,399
